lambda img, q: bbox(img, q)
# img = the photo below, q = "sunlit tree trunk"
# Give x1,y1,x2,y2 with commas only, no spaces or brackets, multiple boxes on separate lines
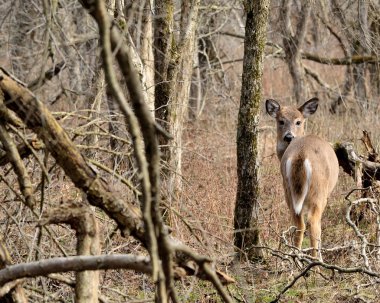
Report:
140,1,155,114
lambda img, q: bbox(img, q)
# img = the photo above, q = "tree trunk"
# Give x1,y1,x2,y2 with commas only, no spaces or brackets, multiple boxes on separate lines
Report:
85,69,104,160
280,0,311,104
189,41,203,120
332,0,373,110
369,3,380,99
140,1,155,114
234,0,269,261
154,0,200,199
40,204,100,303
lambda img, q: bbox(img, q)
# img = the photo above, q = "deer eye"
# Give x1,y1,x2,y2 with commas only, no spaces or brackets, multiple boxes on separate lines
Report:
295,120,302,126
279,120,285,126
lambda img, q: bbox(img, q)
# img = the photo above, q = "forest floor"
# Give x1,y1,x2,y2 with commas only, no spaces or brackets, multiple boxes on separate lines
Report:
178,100,380,302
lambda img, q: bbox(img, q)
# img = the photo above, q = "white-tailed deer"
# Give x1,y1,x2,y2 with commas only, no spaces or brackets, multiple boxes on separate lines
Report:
266,98,339,259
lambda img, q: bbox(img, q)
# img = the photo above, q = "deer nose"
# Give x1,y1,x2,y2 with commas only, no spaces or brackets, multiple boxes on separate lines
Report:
284,133,294,143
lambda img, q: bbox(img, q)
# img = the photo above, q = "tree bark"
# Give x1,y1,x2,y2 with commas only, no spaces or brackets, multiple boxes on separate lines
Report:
368,3,380,99
332,0,372,110
40,203,101,303
140,1,155,114
280,0,311,104
234,0,269,261
154,0,200,197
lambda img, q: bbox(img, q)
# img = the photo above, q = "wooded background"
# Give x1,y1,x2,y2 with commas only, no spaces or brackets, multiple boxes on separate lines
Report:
0,0,379,302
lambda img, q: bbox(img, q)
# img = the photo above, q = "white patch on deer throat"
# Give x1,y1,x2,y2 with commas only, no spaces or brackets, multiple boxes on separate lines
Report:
286,158,312,215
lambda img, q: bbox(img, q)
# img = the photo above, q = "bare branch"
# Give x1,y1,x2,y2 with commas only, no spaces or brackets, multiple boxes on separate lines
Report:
0,67,145,241
0,255,152,286
302,53,379,65
268,252,380,303
0,123,35,208
345,197,377,269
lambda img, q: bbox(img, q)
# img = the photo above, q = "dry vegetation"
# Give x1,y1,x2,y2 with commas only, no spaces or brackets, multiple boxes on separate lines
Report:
179,79,380,302
0,0,380,302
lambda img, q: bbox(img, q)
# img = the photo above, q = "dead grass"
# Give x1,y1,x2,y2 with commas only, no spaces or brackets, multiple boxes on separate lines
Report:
1,73,379,301
1,18,380,301
177,91,380,302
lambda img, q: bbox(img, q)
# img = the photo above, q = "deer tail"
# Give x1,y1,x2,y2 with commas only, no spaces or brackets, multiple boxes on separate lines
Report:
285,157,312,215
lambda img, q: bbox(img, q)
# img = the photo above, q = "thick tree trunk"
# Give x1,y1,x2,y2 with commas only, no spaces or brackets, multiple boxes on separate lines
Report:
154,0,175,142
234,0,269,261
168,0,198,195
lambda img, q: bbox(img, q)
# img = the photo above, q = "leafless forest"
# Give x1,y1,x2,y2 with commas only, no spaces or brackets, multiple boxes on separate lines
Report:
0,0,379,302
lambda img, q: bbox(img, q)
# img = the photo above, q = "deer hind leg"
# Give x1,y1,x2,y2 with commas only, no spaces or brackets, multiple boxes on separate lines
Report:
308,209,323,260
292,214,306,252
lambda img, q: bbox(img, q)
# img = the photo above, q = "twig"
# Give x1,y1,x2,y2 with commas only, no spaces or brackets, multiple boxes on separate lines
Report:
345,197,377,269
8,125,50,182
87,158,141,196
270,262,319,303
269,256,380,303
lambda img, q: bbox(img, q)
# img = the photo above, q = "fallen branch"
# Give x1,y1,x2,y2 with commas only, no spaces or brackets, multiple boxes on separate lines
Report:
0,238,28,301
345,198,377,269
0,255,152,286
334,141,380,180
0,122,36,208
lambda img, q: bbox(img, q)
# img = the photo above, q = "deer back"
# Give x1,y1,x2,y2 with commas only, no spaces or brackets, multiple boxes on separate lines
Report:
280,134,339,215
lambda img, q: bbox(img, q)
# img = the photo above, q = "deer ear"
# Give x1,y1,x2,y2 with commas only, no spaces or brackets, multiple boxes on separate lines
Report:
299,98,319,117
266,99,281,118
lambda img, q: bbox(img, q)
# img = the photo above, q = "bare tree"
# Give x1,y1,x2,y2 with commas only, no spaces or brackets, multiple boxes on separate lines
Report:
280,0,311,104
154,0,200,198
